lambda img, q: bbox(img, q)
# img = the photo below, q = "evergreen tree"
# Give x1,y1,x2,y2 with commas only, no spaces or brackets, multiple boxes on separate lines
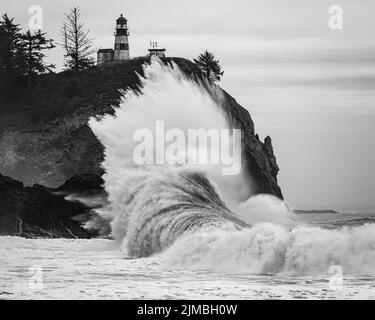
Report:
0,14,25,99
60,7,95,72
22,30,55,92
193,50,224,83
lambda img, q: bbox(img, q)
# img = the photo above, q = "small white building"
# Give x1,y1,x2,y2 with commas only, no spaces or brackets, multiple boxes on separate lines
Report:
97,14,130,65
97,48,114,64
148,41,166,58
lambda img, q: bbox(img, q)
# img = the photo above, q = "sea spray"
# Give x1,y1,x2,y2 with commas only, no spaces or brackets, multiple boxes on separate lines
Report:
162,223,375,276
88,58,252,253
236,194,296,228
89,59,375,276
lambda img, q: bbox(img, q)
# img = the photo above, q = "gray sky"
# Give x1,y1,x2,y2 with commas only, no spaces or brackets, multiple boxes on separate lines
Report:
2,0,375,211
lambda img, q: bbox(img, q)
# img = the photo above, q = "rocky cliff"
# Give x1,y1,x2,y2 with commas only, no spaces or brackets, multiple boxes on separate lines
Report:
0,57,282,198
0,57,282,237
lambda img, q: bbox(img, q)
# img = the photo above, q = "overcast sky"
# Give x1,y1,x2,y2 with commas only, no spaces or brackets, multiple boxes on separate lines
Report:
2,0,375,211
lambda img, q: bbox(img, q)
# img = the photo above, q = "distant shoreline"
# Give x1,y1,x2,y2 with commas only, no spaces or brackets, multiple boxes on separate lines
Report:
294,209,340,214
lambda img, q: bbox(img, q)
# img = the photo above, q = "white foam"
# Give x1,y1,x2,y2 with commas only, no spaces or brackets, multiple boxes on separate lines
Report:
163,223,375,276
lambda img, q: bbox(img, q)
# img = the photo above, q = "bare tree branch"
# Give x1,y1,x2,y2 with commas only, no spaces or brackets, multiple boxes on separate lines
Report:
60,6,95,71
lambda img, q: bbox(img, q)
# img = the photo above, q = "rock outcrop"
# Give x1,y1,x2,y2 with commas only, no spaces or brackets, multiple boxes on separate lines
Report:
216,89,282,198
0,173,93,238
54,173,105,195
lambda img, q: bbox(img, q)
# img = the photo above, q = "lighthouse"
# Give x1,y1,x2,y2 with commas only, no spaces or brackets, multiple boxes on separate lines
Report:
114,14,130,61
97,14,133,64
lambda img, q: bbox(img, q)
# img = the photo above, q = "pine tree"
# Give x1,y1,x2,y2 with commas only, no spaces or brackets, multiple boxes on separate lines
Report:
193,50,224,83
22,30,55,92
0,14,25,99
60,7,95,72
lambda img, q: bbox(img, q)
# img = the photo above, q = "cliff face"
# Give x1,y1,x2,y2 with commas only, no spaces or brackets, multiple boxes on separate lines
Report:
0,57,282,198
217,90,282,199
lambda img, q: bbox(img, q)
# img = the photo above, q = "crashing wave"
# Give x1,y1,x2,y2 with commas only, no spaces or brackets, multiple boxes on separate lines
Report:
88,59,375,276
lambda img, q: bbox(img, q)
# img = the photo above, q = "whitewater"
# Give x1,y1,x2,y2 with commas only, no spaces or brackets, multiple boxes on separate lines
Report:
2,59,375,299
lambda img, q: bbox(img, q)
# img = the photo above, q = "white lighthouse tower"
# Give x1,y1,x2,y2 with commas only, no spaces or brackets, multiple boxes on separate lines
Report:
114,14,129,61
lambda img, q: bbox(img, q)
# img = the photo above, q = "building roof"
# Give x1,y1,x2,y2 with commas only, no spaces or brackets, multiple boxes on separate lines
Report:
98,48,114,53
116,14,127,23
148,48,166,52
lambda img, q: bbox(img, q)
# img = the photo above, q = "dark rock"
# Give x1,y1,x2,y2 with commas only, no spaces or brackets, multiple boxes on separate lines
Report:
212,88,283,199
263,136,280,179
54,173,104,194
0,174,23,190
0,173,92,238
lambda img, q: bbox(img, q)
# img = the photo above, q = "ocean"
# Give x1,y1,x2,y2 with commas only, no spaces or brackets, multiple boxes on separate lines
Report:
1,211,375,299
